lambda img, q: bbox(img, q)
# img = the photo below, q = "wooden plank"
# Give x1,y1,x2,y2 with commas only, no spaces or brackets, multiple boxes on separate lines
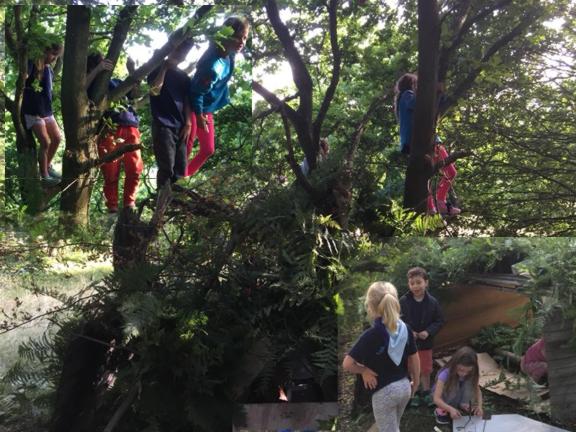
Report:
233,402,338,431
476,353,549,410
434,283,528,349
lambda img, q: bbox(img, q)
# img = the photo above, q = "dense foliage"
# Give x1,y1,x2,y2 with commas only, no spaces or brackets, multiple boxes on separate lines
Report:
1,1,575,431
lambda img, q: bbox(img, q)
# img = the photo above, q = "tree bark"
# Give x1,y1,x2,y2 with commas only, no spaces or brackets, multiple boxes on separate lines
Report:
6,6,46,213
59,6,96,227
544,312,576,425
403,0,440,213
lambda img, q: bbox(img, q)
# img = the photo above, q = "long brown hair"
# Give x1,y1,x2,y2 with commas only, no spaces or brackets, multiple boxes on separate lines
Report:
393,73,417,121
34,43,63,82
442,346,479,400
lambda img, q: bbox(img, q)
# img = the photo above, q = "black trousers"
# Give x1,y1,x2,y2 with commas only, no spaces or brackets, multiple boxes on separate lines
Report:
151,121,186,188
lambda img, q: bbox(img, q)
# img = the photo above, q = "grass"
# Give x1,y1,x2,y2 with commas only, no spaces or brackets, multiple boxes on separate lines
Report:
0,234,112,376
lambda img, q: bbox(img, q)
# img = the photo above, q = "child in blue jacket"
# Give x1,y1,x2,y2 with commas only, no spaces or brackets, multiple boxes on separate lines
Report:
185,16,250,177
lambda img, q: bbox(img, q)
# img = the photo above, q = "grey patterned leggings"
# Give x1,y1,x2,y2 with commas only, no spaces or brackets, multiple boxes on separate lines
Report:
371,378,411,432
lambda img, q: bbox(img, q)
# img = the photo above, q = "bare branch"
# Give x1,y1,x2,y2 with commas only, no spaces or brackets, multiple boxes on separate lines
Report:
253,92,300,120
312,0,341,144
280,107,319,199
252,81,300,125
442,7,542,115
265,0,313,122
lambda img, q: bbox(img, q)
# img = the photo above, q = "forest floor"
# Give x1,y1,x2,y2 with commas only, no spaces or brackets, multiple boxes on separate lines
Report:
339,319,576,432
0,231,112,375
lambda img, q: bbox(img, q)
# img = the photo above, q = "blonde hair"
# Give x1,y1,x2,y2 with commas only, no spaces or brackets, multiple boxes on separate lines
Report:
364,281,401,333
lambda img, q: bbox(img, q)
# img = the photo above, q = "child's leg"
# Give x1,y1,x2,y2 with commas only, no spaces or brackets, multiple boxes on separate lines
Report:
31,120,52,178
97,133,121,212
418,349,433,391
44,117,62,167
118,127,144,208
185,112,198,177
186,112,215,177
372,378,411,432
151,122,178,188
434,145,457,204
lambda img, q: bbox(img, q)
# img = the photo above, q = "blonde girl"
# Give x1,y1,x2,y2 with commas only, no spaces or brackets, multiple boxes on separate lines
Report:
343,282,420,432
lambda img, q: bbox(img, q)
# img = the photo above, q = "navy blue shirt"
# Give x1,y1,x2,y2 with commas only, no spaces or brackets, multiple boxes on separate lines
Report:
348,320,417,394
22,61,54,117
106,79,139,127
189,45,235,115
400,291,445,351
147,66,190,129
397,90,415,154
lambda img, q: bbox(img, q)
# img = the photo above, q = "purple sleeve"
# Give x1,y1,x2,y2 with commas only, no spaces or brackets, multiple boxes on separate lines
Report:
437,368,449,383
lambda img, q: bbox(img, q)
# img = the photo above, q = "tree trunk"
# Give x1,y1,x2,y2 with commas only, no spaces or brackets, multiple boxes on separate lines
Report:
544,312,576,425
403,0,440,213
59,6,98,228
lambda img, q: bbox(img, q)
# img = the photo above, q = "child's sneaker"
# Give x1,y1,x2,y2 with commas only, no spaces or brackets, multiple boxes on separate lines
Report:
435,408,451,424
422,391,434,407
437,201,461,216
48,165,62,179
41,175,61,186
409,392,421,408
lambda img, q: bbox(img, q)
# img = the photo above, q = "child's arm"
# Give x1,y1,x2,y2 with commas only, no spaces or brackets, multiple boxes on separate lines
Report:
407,352,420,396
433,379,462,419
425,300,445,338
473,385,483,416
342,355,378,390
148,60,171,96
86,59,113,90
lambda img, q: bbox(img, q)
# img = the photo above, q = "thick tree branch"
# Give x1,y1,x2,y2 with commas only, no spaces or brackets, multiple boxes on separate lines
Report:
252,81,300,125
280,108,319,200
109,5,213,102
265,0,313,123
432,149,471,174
253,92,300,120
85,144,142,172
312,0,341,144
91,6,138,105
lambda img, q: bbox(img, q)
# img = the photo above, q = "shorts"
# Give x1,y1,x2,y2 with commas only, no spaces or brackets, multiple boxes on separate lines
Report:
418,349,433,375
24,114,56,130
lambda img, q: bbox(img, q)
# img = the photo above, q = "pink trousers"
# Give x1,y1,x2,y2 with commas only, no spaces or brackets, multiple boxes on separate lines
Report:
185,112,215,177
427,144,457,211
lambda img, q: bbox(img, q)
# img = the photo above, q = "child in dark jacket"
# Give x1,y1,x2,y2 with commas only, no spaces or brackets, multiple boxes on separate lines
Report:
147,39,195,188
400,266,445,408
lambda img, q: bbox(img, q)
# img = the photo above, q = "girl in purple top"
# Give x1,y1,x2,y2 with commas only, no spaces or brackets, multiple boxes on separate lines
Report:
432,346,483,425
22,41,64,185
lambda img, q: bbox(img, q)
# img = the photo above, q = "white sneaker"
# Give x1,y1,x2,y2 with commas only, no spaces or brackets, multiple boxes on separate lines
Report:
48,165,62,179
41,175,61,186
